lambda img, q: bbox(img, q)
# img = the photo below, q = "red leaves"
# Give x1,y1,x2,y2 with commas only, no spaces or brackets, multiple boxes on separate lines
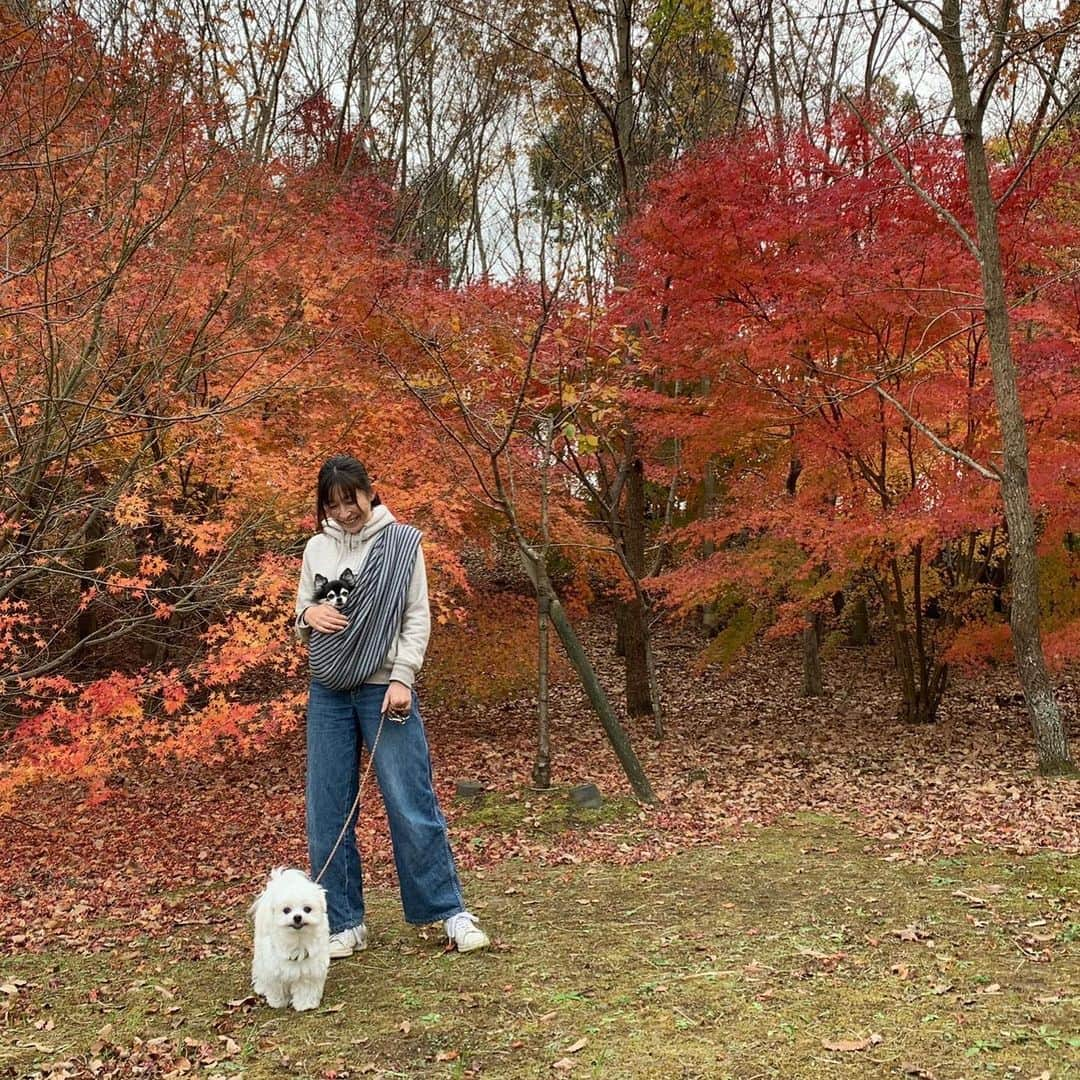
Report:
620,122,1080,667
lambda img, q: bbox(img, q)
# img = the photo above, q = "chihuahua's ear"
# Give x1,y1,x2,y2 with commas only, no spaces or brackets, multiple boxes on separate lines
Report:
314,573,328,590
340,568,355,585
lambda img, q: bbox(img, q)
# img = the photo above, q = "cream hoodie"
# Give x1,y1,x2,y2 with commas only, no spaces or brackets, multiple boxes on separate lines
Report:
294,505,430,688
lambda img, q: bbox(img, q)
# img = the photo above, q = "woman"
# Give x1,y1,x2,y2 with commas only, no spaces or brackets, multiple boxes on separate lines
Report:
295,455,489,957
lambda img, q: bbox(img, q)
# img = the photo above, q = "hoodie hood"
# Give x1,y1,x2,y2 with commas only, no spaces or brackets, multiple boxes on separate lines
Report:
321,504,396,552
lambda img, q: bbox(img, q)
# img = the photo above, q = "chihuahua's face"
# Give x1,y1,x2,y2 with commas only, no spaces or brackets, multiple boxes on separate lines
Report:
313,568,356,609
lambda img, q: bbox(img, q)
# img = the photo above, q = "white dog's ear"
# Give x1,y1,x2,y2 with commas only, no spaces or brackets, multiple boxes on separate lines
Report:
250,867,287,917
249,881,268,918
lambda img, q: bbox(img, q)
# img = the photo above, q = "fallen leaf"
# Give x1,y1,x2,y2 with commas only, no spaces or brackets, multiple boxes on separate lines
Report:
435,1050,459,1063
952,890,988,907
822,1033,884,1052
565,1038,588,1053
893,925,928,942
552,1059,577,1073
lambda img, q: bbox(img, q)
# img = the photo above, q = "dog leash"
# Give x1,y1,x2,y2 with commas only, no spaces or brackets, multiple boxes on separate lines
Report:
312,709,392,885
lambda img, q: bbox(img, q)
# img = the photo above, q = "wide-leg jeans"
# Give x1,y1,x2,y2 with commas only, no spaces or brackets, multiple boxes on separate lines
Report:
306,680,466,934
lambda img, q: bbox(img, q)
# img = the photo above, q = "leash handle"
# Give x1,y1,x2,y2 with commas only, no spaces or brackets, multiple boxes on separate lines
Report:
312,709,389,885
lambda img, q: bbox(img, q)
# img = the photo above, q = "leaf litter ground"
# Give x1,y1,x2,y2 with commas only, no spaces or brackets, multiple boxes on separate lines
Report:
1,627,1077,1078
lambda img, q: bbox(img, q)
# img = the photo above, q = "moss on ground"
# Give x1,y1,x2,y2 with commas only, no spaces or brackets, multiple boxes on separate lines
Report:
1,817,1077,1079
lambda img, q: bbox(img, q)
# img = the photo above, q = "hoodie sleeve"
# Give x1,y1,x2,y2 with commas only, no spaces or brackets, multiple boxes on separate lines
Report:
389,545,431,686
294,538,317,643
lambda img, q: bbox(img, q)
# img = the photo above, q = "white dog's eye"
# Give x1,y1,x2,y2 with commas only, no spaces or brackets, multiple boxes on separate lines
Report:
283,907,291,914
303,906,312,913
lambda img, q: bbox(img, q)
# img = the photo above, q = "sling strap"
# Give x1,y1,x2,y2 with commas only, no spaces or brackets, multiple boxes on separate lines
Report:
308,523,422,691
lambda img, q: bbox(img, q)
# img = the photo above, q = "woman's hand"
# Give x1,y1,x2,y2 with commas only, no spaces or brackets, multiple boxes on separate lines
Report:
304,603,348,634
381,681,412,719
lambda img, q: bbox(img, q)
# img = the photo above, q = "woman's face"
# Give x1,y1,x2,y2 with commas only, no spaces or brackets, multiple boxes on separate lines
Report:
326,487,372,533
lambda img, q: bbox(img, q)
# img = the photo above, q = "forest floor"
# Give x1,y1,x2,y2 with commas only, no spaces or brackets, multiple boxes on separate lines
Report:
1,625,1078,1079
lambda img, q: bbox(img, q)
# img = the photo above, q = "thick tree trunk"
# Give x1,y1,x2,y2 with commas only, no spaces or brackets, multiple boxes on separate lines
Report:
620,455,654,718
939,0,1073,772
848,596,871,646
614,610,627,658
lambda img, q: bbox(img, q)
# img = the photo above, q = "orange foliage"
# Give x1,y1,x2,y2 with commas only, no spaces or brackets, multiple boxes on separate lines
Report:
0,11,619,804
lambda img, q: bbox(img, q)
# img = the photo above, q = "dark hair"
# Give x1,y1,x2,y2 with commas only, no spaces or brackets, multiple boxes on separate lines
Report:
316,455,381,529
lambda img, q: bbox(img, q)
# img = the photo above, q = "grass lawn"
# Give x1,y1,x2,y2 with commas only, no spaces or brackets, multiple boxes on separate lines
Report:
2,814,1077,1079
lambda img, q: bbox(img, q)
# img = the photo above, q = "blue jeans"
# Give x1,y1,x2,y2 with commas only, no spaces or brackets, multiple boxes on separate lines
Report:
306,680,466,933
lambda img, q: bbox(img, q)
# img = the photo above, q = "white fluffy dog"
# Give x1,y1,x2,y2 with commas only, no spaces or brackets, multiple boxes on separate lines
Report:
251,868,330,1011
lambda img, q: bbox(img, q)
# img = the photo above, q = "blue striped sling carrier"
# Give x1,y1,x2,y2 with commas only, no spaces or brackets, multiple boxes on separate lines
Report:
308,523,422,691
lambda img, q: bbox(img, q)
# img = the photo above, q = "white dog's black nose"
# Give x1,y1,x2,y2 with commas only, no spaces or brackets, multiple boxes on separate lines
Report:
292,912,304,926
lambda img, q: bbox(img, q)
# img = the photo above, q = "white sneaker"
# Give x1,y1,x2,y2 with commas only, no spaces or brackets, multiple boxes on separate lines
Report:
328,924,367,959
444,912,490,953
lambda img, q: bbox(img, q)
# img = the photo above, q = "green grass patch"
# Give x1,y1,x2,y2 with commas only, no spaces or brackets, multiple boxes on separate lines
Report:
456,788,640,834
2,817,1077,1079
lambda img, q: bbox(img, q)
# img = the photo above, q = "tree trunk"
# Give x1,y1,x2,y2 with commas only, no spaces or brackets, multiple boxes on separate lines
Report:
848,596,871,646
613,0,637,214
939,0,1073,772
519,550,657,803
547,594,657,803
532,594,552,789
802,612,823,697
620,456,653,717
876,560,947,724
614,610,627,658
533,415,554,789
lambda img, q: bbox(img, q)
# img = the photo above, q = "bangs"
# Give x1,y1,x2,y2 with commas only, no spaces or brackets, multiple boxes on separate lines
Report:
326,481,364,506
